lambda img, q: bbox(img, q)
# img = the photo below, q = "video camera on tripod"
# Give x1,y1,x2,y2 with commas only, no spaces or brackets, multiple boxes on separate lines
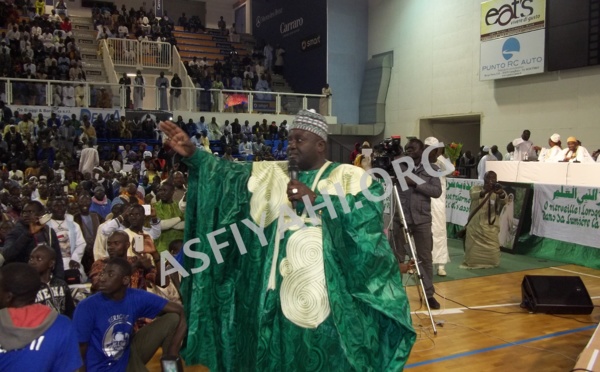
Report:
372,136,402,173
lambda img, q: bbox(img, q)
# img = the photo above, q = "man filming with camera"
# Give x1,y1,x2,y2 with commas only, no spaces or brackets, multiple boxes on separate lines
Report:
390,138,442,309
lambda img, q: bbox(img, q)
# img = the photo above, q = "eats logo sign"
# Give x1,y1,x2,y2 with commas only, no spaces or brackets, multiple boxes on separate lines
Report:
480,0,546,41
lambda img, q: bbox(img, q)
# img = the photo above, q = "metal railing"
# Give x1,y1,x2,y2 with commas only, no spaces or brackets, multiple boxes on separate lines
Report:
101,40,123,108
0,77,332,114
107,38,172,69
185,88,330,115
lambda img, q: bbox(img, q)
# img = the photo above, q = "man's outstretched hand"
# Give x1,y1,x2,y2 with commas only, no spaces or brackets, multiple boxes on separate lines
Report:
159,121,196,158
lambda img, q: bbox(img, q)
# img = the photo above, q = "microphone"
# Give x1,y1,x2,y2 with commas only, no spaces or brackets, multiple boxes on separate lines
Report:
288,158,299,209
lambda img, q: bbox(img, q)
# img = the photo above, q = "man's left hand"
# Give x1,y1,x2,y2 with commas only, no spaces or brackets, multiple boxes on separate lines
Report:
287,180,316,205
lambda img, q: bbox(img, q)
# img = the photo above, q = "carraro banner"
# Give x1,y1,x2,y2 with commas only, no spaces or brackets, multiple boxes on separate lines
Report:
480,0,546,41
532,184,600,249
480,29,544,81
446,178,483,226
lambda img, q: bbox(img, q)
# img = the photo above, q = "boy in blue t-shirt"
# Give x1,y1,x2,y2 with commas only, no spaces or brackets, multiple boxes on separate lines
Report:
0,263,82,372
73,257,187,371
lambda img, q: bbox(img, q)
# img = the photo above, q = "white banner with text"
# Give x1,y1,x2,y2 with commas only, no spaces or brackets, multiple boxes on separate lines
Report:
532,184,600,249
445,178,483,226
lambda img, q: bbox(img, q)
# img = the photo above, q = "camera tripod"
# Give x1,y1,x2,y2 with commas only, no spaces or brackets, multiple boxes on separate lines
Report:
389,183,438,335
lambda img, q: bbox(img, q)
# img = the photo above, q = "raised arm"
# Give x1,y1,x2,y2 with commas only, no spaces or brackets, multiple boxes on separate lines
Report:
159,121,196,158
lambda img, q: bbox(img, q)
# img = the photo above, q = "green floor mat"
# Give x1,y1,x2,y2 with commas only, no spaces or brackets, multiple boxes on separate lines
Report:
405,239,567,286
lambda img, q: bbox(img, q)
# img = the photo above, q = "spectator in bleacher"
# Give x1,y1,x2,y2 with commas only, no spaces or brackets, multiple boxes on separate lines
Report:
199,57,209,68
19,114,34,138
117,23,128,38
0,263,81,371
142,115,156,139
263,41,273,72
74,83,85,107
268,121,278,140
273,142,286,160
118,72,132,108
255,74,271,100
184,118,196,137
229,23,240,43
211,75,224,112
141,15,151,34
195,116,207,134
190,132,202,148
45,197,86,281
92,116,106,139
240,120,251,140
274,45,285,75
259,119,269,138
218,16,227,35
81,118,97,147
208,117,221,141
55,0,68,17
3,200,65,278
68,60,80,80
154,182,184,253
238,137,253,160
253,137,264,154
57,119,75,153
243,73,253,91
178,13,188,29
170,73,182,111
62,83,75,107
60,17,72,36
231,72,243,91
278,122,288,140
107,116,119,139
35,0,45,16
213,59,223,75
97,87,112,109
90,186,111,220
155,72,169,110
133,70,145,109
199,75,212,111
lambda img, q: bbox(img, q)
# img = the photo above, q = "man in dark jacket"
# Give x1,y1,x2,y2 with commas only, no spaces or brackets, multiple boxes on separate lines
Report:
2,201,65,279
391,138,442,309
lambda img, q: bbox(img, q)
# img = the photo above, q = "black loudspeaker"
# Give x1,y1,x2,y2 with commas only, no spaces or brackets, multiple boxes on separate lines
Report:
521,275,594,315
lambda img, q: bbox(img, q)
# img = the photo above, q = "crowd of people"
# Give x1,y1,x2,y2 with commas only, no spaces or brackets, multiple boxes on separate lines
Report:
0,3,86,107
0,109,418,370
93,4,177,47
466,130,600,180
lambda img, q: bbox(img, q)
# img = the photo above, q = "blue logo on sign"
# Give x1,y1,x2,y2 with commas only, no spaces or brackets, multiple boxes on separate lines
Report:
502,38,520,60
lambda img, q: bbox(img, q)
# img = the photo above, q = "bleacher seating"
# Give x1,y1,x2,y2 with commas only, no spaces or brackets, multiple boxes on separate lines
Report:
172,27,249,64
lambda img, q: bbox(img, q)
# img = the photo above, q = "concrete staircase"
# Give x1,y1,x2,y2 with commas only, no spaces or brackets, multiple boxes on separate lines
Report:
70,15,107,82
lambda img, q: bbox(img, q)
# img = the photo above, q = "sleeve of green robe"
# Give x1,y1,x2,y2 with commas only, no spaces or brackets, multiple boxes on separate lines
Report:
318,168,416,371
181,150,252,369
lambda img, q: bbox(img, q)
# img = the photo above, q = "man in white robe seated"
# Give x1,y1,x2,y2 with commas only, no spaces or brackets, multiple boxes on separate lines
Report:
538,133,562,162
557,136,594,163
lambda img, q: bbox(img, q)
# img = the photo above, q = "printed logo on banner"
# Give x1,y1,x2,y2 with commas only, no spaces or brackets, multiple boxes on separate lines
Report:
256,8,283,29
502,37,520,60
301,34,321,52
280,17,303,37
480,29,545,81
480,0,546,41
